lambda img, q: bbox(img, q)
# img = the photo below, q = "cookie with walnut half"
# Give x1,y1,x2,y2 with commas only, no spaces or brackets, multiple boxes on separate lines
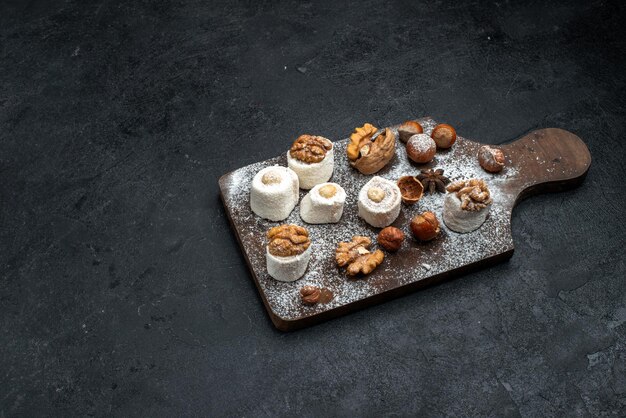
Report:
443,179,493,233
287,134,334,190
266,224,312,282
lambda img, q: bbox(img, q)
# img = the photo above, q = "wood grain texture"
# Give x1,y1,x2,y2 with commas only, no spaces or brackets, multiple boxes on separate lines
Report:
502,128,592,207
219,118,590,331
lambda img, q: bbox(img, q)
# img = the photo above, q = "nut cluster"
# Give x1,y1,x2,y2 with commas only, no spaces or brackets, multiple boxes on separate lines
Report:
446,179,492,211
335,236,384,276
267,224,311,257
289,135,332,163
347,123,378,160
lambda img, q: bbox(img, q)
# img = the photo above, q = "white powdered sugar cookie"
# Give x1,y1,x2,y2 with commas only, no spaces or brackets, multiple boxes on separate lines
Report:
249,166,299,221
287,135,334,189
357,176,401,228
300,182,346,224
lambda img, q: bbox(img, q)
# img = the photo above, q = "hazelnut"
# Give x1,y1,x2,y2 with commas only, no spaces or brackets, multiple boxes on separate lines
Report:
410,211,441,241
431,124,457,149
318,184,337,198
377,227,404,252
261,171,281,185
300,285,321,305
406,134,436,164
397,176,424,204
478,145,505,173
367,187,386,203
398,120,424,143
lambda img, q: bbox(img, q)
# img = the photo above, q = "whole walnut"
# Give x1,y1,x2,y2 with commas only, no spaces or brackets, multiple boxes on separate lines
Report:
377,227,404,252
347,124,396,175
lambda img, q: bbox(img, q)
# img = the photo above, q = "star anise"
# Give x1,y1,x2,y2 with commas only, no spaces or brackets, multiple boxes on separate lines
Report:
417,169,451,194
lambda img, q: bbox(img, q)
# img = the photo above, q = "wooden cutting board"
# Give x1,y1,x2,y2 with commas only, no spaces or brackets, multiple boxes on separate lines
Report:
219,117,591,331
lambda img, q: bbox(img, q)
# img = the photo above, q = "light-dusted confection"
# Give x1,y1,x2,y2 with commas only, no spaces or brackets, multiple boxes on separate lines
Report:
250,166,299,221
266,224,312,282
267,246,311,282
287,135,334,189
443,179,493,233
406,133,436,163
357,176,401,228
299,182,346,224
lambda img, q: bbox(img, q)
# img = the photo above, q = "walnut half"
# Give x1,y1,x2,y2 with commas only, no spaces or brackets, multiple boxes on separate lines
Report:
335,236,384,277
346,124,396,175
267,224,311,257
290,135,332,164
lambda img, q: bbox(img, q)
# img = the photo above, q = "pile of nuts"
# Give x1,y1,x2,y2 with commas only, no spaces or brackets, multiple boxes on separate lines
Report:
261,120,508,307
404,121,457,164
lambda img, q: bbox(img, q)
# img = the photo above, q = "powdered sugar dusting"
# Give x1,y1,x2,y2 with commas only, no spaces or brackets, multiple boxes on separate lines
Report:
407,133,436,155
220,118,519,323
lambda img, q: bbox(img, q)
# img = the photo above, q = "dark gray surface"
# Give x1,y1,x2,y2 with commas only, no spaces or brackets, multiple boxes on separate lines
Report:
1,0,625,416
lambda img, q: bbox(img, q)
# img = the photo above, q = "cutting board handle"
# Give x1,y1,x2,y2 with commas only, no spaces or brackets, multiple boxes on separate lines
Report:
499,128,591,207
